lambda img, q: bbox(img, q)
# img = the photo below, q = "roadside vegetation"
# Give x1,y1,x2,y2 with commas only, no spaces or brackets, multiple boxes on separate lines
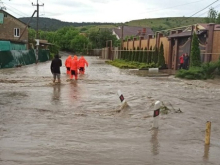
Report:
106,42,166,69
176,61,220,80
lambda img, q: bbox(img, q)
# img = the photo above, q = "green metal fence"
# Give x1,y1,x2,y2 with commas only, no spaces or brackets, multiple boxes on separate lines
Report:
0,49,50,69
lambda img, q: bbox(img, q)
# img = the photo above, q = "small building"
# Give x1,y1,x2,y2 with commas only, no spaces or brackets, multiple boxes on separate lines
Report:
0,10,28,50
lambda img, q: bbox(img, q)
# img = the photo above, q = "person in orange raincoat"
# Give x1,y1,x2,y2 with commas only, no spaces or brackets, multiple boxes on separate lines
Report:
65,55,72,74
70,56,79,80
78,56,88,74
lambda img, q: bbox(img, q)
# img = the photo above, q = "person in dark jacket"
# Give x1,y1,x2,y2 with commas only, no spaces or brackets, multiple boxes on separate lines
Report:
183,53,190,69
50,54,62,83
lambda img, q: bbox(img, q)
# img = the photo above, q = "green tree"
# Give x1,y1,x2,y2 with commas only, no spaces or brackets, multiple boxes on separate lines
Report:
70,34,89,53
128,49,132,61
152,46,159,64
148,46,153,64
205,7,218,23
138,48,143,62
216,13,220,24
190,32,201,67
88,29,118,49
28,28,36,44
133,48,136,61
158,42,166,68
135,47,140,61
131,49,134,61
142,47,147,63
56,26,79,50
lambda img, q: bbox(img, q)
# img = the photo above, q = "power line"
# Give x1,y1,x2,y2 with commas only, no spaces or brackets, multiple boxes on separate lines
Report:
4,6,26,17
142,0,206,14
180,0,219,23
3,2,30,17
196,3,220,17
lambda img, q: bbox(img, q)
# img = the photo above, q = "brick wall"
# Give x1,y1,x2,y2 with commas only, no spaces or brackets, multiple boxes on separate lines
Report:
0,12,28,42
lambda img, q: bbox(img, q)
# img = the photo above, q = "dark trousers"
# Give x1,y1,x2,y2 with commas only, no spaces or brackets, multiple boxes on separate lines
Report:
179,63,184,69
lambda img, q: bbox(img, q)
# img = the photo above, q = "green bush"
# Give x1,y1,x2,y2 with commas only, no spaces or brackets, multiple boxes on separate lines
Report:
176,67,205,79
190,32,201,67
176,60,220,80
106,59,158,69
49,53,55,60
201,62,218,78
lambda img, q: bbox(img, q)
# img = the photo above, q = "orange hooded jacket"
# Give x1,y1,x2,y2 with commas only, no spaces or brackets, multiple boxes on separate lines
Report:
70,56,79,71
65,55,72,67
78,56,88,68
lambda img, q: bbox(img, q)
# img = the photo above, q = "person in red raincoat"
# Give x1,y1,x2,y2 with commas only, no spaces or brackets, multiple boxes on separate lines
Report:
70,56,79,80
78,56,88,74
65,55,72,74
179,54,185,69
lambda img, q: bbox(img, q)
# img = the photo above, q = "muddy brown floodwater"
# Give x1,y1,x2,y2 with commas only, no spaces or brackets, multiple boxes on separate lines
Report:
0,52,220,165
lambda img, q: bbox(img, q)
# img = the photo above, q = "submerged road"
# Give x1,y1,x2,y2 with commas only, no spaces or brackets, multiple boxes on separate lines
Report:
0,52,220,165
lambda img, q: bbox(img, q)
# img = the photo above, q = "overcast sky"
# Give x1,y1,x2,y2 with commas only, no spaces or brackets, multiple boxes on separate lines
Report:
1,0,219,23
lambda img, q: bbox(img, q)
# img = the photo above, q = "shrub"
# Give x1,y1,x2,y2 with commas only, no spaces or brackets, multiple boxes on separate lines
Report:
176,67,206,80
190,32,201,67
176,60,220,80
158,42,166,69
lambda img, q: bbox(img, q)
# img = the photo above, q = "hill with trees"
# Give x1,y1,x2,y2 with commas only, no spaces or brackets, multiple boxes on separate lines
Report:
19,17,118,31
19,17,206,32
126,17,206,31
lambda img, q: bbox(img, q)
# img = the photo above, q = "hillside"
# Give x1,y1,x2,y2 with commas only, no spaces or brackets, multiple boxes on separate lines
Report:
19,17,206,32
19,17,117,31
126,17,206,31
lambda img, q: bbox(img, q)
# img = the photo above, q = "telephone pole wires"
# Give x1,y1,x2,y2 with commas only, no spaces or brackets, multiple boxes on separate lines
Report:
32,0,44,39
32,0,44,63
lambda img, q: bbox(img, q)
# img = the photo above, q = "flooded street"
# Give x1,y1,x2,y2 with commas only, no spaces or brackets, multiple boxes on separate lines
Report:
0,52,220,165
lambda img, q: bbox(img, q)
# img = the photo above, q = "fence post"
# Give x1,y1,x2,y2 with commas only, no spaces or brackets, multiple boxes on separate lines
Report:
117,90,126,105
153,101,161,129
205,121,211,145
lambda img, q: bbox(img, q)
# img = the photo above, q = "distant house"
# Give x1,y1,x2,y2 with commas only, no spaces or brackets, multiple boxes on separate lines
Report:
0,10,28,50
112,26,154,40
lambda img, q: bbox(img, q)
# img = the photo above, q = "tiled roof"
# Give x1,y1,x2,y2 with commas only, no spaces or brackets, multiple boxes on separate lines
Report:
167,23,220,38
199,23,220,31
113,26,154,39
168,30,206,38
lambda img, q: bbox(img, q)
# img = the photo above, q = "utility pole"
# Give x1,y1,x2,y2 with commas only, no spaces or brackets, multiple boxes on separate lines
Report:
32,0,44,63
120,25,124,59
121,25,124,50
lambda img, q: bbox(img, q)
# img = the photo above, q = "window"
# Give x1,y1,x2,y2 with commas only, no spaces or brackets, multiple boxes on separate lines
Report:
14,28,20,37
4,14,7,17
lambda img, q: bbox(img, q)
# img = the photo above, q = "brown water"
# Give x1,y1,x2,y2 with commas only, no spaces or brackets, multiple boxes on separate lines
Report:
0,52,220,165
